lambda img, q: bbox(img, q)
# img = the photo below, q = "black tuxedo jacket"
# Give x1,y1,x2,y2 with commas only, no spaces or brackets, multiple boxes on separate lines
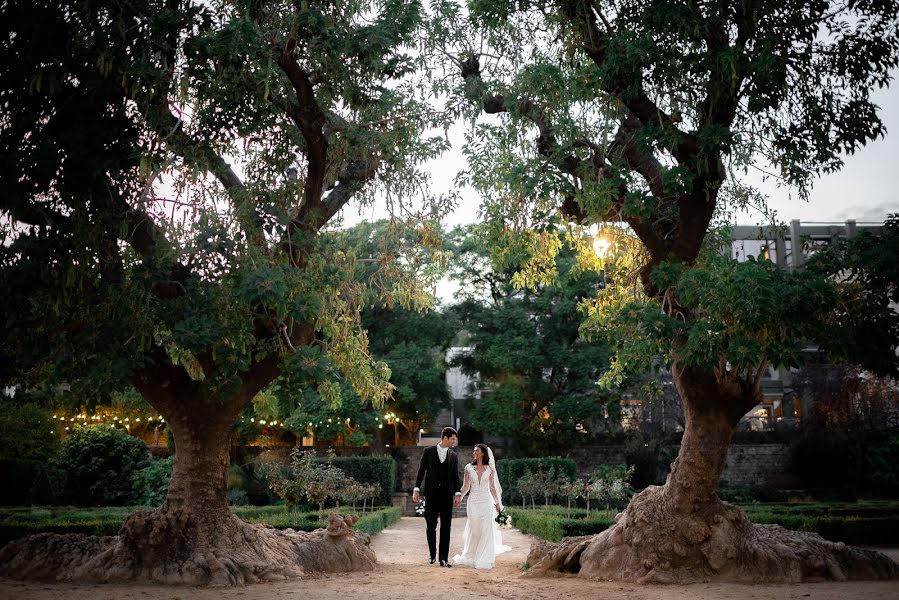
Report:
415,445,462,500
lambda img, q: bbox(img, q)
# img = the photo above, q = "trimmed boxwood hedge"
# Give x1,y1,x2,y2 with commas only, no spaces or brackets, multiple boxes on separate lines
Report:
508,502,899,545
0,505,403,547
507,506,614,542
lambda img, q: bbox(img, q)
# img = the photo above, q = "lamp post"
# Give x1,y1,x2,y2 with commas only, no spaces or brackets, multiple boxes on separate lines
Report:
593,232,612,288
593,234,611,259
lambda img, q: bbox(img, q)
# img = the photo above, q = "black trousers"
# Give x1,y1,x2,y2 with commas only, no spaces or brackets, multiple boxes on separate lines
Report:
424,490,454,561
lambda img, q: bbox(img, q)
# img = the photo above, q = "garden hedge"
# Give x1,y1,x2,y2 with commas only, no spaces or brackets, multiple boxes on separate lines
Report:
0,505,403,547
324,455,397,506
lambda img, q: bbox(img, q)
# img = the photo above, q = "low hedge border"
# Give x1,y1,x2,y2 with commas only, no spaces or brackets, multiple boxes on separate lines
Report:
0,505,402,547
507,503,899,545
506,507,615,542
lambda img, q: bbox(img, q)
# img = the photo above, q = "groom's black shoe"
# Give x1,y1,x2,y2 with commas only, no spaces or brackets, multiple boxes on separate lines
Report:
429,557,436,565
439,560,452,568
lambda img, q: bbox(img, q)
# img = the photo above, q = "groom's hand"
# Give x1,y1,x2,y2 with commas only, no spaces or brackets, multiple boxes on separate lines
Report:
412,490,420,503
453,496,461,508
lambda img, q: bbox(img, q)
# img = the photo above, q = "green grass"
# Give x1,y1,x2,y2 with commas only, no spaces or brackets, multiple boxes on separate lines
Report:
0,505,402,547
507,501,899,545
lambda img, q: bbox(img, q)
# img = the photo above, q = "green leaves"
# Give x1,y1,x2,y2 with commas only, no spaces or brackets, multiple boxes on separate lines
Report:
450,228,617,451
807,215,899,378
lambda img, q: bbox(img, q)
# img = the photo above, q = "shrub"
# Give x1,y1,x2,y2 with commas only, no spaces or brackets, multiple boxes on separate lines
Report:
265,450,378,515
131,457,173,506
790,430,854,488
327,455,396,506
0,505,403,546
0,402,58,461
47,425,150,506
864,430,899,495
716,484,787,504
624,436,674,489
228,489,250,505
0,459,42,505
506,507,614,542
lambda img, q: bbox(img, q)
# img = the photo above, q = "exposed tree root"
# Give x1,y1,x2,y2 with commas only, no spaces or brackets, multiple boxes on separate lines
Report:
525,486,899,583
0,511,375,586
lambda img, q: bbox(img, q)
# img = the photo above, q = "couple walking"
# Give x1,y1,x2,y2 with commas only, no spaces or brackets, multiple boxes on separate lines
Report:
412,427,510,569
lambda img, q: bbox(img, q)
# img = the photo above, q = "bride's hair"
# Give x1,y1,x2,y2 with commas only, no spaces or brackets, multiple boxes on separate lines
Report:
471,443,490,465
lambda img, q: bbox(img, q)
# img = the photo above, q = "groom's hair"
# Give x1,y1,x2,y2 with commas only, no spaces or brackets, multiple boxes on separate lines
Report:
441,427,457,439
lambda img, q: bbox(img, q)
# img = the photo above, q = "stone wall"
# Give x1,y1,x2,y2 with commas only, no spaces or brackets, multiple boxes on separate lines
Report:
719,443,792,487
397,445,476,492
395,443,792,490
249,442,792,492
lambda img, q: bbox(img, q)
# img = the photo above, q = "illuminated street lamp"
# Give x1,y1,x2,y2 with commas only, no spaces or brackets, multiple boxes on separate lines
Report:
593,231,612,289
593,234,611,258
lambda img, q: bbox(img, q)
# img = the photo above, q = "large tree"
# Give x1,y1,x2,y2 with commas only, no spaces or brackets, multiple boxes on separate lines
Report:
0,0,442,584
431,0,899,583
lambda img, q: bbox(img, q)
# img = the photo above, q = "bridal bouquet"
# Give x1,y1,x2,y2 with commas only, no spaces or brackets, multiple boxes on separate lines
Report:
415,499,426,516
495,509,512,528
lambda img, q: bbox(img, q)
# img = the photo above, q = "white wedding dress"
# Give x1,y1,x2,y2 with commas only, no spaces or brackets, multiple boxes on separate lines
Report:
452,463,511,569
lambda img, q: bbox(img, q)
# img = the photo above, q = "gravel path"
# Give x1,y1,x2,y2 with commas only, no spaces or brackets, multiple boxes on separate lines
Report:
1,516,897,600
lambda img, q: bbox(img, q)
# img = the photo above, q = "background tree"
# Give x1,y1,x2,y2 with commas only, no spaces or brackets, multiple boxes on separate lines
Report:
430,0,899,583
791,357,899,496
267,221,458,446
350,221,459,444
808,214,899,378
448,224,619,453
0,0,443,584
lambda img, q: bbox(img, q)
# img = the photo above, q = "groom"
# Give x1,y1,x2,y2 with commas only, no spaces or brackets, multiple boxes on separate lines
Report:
412,426,462,567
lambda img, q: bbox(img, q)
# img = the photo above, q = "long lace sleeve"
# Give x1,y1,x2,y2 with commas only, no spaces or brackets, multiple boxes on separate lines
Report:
459,464,471,499
488,468,502,510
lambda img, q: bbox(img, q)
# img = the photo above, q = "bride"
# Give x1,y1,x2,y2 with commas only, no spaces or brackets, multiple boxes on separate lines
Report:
452,443,511,569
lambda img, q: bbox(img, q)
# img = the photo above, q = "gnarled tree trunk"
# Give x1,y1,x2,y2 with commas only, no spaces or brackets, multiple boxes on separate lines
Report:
526,364,899,583
0,371,377,585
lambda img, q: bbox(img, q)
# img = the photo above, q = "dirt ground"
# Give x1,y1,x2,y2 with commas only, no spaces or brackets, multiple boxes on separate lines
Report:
1,516,897,600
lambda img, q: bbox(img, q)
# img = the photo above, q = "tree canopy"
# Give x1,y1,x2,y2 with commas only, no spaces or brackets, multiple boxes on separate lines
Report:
425,0,899,583
0,0,445,410
447,224,618,452
0,0,449,584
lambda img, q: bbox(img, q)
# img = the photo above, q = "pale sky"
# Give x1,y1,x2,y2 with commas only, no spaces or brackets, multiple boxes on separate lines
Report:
341,79,898,305
344,76,898,230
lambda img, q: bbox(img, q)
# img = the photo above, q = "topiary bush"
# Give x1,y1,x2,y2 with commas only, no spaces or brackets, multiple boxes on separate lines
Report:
47,425,150,506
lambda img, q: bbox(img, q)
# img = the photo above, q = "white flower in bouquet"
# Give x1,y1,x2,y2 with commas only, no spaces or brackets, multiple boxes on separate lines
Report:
495,509,512,528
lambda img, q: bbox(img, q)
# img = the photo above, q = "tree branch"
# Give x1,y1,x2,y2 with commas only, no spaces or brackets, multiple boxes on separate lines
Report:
312,158,380,229
568,0,698,163
463,55,670,258
155,105,245,192
277,40,329,214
